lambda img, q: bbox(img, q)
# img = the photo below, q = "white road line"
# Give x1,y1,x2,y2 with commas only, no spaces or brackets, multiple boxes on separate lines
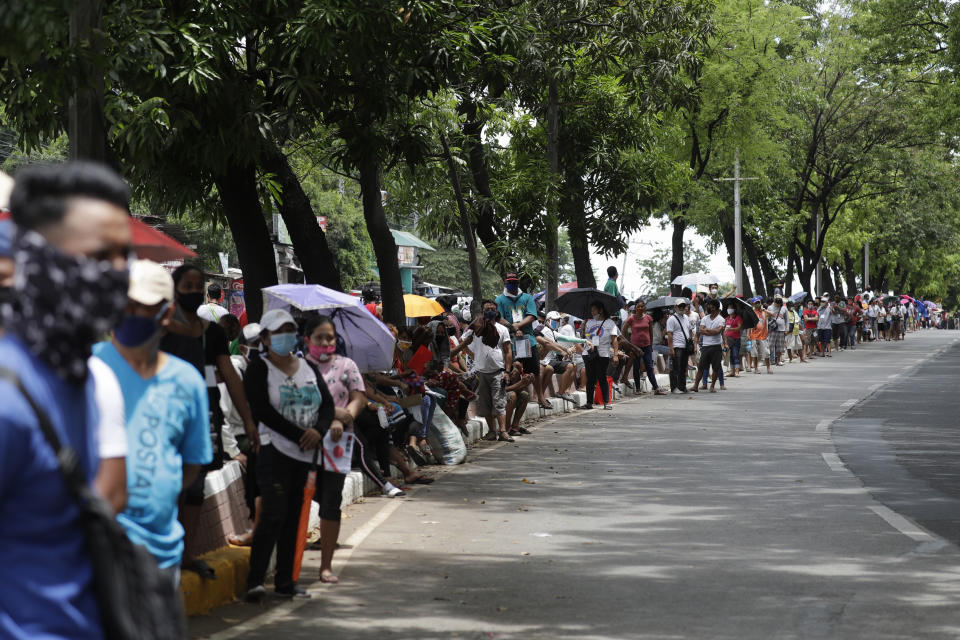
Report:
868,505,935,542
821,452,846,472
841,399,857,408
207,498,407,639
815,420,832,433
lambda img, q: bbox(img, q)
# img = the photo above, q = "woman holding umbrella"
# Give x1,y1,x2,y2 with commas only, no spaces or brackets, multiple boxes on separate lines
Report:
580,301,620,410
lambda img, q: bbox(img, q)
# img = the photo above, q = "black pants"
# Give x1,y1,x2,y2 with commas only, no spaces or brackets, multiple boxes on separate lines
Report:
701,344,723,383
584,355,610,406
248,444,308,590
669,347,689,391
356,410,394,478
353,420,391,491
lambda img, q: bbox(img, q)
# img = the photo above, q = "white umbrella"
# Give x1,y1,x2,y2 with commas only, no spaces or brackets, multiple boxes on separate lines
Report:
671,272,721,287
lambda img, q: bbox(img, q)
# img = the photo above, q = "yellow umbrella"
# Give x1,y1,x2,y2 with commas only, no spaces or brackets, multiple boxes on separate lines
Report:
403,294,445,318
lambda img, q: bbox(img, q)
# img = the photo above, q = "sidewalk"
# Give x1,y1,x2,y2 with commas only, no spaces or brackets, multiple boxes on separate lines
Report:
181,370,672,615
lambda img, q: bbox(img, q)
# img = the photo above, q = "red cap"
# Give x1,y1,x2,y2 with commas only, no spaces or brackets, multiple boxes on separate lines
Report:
505,273,520,282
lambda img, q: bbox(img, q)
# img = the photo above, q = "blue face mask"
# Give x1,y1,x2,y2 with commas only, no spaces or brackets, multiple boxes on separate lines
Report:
114,303,169,347
269,332,298,356
550,320,559,330
505,283,519,295
483,309,498,321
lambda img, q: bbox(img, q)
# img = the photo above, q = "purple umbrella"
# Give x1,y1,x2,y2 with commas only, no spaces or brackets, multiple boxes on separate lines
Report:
263,284,395,372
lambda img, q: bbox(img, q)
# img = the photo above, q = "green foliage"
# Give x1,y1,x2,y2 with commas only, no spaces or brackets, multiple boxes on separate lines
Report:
418,244,505,298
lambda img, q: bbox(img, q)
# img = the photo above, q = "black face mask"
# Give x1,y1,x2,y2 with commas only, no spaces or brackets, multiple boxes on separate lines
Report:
483,309,498,321
177,291,204,314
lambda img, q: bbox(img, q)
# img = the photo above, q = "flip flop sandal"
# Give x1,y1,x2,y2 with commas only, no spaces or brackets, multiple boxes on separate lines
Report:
412,476,435,484
497,433,515,443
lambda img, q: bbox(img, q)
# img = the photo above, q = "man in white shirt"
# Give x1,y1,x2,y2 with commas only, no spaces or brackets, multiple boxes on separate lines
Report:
665,300,693,393
451,300,514,442
197,283,229,322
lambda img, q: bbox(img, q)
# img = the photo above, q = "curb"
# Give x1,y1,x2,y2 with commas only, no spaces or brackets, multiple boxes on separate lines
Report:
179,546,250,616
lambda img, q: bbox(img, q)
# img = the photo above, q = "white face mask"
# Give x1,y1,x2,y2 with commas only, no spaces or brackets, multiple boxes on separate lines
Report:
726,308,734,314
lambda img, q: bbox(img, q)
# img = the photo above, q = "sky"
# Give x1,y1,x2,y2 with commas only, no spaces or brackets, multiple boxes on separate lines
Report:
588,217,736,300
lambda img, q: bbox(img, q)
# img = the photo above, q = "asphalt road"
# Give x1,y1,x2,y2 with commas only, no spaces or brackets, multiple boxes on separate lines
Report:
195,330,960,640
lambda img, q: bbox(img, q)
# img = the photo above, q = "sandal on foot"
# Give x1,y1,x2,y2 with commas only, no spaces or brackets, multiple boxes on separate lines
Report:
319,571,339,584
497,432,515,443
481,431,498,441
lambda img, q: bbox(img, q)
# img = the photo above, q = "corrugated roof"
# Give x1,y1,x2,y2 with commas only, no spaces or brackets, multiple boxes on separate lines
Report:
391,229,435,251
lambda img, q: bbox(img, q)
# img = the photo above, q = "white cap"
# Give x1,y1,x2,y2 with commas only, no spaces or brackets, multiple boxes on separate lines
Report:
260,308,296,332
546,310,563,320
242,323,262,341
128,259,174,306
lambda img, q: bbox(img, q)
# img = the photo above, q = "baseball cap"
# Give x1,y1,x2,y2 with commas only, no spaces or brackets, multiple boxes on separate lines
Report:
260,308,296,332
242,322,262,342
128,259,174,306
505,273,520,283
546,310,562,320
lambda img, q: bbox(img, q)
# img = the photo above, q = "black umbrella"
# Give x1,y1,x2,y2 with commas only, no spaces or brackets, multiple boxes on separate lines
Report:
721,297,760,330
645,296,690,311
555,288,621,319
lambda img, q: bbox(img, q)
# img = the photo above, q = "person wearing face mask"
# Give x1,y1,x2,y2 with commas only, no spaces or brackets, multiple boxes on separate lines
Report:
93,260,212,602
621,300,666,395
748,299,772,374
0,161,134,639
802,300,819,358
160,263,258,579
816,297,834,356
243,309,338,601
496,273,549,409
581,301,620,409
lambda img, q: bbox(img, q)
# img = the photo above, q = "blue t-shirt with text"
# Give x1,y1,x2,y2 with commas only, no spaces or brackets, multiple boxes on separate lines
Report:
495,291,538,351
0,336,102,639
94,342,212,569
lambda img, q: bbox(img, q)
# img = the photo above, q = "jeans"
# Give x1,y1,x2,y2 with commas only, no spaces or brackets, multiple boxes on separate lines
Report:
584,355,611,405
835,324,847,346
728,337,741,369
669,347,689,391
631,345,659,390
248,444,308,590
417,394,437,439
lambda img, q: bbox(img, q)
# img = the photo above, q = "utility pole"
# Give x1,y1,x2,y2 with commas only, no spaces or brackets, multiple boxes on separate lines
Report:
815,211,821,296
714,149,756,295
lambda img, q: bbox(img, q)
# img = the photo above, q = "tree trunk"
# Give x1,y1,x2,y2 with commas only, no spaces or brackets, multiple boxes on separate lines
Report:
213,163,279,322
842,251,857,297
742,233,766,300
68,0,110,165
784,249,795,297
831,263,845,296
459,99,500,254
670,213,686,296
440,134,482,316
358,156,404,327
821,264,835,294
563,169,595,289
262,145,342,291
544,77,560,311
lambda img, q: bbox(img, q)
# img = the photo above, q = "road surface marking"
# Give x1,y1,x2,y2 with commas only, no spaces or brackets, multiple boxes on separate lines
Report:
206,498,406,639
821,452,846,472
868,505,935,542
841,399,857,408
815,420,831,433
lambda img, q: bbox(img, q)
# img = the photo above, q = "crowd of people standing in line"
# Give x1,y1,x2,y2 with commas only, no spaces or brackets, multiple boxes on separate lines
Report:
0,161,949,638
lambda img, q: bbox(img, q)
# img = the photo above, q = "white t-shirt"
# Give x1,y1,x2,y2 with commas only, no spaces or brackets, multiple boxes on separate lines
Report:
700,314,725,346
259,358,323,463
88,356,128,459
197,303,230,322
665,313,692,349
462,323,510,373
538,325,558,365
584,318,619,358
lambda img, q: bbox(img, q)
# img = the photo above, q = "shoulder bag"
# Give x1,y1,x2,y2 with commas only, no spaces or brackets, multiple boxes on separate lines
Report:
0,367,186,640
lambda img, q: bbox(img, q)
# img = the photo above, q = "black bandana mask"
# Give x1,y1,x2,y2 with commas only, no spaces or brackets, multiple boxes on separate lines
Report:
8,230,129,385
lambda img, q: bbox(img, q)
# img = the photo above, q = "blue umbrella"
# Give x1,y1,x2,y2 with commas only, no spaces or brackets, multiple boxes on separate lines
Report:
789,291,809,303
263,284,395,372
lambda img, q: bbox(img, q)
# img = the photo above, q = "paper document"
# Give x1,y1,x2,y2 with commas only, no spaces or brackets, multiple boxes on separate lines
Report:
322,430,355,474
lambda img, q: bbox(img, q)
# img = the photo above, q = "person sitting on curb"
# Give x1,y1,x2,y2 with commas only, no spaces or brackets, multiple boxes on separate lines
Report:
504,362,535,436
